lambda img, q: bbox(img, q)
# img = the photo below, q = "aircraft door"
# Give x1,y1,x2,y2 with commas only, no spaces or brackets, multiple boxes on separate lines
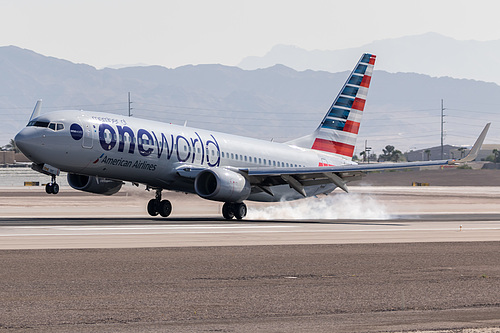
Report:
79,118,93,149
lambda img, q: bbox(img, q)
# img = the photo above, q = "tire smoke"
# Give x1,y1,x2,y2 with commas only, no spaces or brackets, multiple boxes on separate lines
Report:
247,193,390,220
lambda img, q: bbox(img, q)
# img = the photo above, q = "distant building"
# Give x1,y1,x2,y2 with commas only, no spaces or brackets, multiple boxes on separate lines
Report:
405,145,462,161
477,144,500,161
0,151,15,165
0,151,30,165
405,143,500,162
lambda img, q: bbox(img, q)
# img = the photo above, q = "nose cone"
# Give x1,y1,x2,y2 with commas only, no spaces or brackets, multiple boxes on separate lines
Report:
14,127,43,163
14,129,28,153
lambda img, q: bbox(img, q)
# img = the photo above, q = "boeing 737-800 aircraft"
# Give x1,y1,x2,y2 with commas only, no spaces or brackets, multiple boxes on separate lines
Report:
14,54,490,219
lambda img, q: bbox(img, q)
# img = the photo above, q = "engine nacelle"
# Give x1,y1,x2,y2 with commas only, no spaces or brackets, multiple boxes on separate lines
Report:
194,168,251,203
67,173,123,195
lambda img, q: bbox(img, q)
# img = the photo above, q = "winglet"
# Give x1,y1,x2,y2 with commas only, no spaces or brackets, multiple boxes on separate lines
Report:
28,99,43,123
455,123,490,163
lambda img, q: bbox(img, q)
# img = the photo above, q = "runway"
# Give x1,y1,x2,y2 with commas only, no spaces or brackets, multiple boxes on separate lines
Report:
1,186,500,332
1,214,500,249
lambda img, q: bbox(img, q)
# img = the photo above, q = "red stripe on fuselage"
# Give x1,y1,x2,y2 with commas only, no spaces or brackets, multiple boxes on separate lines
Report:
369,56,376,65
312,138,355,157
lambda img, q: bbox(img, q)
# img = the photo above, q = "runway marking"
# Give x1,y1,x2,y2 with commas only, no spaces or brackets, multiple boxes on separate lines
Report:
10,224,293,231
1,223,500,237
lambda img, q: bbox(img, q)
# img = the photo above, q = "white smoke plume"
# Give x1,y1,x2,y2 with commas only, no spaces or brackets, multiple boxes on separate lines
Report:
247,193,390,220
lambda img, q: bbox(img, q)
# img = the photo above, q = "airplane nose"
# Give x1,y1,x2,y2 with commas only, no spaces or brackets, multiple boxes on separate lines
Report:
14,127,43,161
14,130,28,152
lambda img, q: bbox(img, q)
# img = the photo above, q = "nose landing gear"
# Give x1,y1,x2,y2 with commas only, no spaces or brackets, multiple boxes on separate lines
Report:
147,188,172,217
45,175,59,194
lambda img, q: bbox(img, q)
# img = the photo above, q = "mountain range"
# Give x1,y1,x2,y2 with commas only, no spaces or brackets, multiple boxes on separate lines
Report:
0,43,498,155
239,33,500,84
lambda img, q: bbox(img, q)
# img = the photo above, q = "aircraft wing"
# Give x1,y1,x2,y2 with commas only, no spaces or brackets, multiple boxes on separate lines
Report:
241,159,449,195
242,123,490,196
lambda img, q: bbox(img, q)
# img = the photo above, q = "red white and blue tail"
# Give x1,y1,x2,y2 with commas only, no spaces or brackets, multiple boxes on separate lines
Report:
311,53,376,159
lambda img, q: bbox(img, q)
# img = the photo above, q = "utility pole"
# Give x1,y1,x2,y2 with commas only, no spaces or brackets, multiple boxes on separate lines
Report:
441,99,445,159
128,92,133,117
364,140,372,164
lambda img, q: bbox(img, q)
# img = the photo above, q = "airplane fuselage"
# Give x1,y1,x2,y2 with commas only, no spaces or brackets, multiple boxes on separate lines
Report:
16,110,355,202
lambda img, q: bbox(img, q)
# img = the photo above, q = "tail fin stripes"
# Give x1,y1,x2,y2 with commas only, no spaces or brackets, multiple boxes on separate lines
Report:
311,53,376,159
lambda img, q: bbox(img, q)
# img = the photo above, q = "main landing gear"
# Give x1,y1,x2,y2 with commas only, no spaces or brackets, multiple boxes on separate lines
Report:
147,188,172,218
222,202,247,220
45,175,59,194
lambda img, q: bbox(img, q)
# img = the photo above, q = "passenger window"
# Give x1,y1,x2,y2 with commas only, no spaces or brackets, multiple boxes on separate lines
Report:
263,159,266,165
273,161,276,166
231,153,234,159
235,155,238,160
222,152,225,158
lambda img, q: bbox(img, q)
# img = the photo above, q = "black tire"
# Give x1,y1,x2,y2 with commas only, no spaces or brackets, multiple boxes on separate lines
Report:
234,203,247,220
147,199,159,216
158,200,172,218
52,183,59,195
222,202,235,220
45,183,53,194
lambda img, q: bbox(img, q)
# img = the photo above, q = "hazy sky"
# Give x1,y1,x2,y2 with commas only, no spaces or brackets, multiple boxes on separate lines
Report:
1,0,500,69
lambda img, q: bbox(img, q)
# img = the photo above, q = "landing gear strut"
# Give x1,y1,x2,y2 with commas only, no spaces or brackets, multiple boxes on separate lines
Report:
147,188,172,217
222,202,247,220
45,175,59,195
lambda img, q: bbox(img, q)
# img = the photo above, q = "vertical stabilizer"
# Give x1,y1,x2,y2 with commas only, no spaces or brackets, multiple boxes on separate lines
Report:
310,54,376,159
28,99,43,123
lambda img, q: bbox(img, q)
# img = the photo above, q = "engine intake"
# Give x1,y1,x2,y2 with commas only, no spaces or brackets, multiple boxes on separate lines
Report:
194,168,250,203
67,173,123,195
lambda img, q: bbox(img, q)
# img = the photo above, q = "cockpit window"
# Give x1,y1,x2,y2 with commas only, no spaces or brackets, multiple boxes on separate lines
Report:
27,120,49,128
27,121,65,131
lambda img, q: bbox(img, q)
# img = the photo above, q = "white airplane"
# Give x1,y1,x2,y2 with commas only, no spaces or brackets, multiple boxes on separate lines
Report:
14,54,490,220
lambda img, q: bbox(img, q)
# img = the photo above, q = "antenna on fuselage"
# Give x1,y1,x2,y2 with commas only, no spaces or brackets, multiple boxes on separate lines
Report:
28,99,42,124
128,92,133,117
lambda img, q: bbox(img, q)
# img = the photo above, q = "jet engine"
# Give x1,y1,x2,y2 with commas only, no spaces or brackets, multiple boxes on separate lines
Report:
194,168,251,203
67,173,123,195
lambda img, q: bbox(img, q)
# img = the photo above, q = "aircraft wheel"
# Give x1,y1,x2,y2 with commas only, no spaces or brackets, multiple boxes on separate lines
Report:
158,200,172,218
52,183,59,195
222,202,235,220
234,203,247,220
147,199,159,216
45,183,55,194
